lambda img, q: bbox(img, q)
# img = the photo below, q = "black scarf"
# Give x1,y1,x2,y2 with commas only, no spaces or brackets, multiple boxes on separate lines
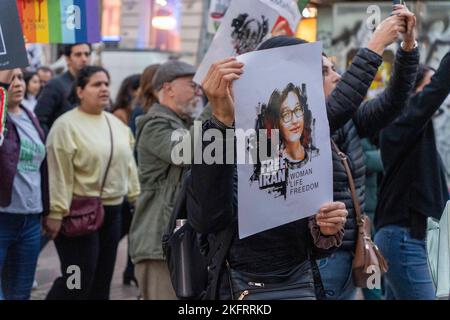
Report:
0,81,10,91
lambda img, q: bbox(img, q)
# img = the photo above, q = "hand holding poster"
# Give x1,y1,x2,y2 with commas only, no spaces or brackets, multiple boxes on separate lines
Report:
0,0,29,70
233,42,332,239
16,0,101,44
194,0,301,84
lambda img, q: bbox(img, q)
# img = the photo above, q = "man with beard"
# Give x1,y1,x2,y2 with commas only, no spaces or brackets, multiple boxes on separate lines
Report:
129,60,210,299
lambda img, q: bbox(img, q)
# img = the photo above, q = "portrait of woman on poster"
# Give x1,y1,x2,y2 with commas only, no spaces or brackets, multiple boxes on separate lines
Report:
263,82,315,169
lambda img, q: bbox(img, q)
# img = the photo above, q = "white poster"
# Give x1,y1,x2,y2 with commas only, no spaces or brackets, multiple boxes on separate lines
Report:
0,25,6,56
208,0,231,34
194,0,301,84
234,42,333,239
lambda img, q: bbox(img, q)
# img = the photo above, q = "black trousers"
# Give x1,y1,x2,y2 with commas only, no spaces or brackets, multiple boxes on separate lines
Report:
46,204,122,300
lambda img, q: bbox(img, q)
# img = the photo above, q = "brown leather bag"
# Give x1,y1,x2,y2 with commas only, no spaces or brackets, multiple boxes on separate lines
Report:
331,141,388,288
61,115,114,238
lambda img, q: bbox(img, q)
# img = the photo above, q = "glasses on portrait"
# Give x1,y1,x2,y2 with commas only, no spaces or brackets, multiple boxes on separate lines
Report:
281,105,304,123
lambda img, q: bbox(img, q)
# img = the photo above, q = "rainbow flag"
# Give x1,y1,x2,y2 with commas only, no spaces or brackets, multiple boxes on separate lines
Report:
16,0,100,44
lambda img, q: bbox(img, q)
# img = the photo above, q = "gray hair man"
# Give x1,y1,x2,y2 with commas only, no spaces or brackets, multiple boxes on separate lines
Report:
129,60,210,300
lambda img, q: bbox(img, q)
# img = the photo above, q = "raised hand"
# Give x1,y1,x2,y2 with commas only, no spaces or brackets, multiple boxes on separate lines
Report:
202,57,244,126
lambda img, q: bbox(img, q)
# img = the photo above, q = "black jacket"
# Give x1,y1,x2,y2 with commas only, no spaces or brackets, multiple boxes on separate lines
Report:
187,48,380,299
34,71,75,135
187,47,419,299
376,51,450,239
330,47,419,251
188,120,339,300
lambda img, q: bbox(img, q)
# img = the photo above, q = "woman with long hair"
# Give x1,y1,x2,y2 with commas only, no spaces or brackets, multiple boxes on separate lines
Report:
262,82,314,168
129,64,160,136
22,72,41,112
113,74,141,125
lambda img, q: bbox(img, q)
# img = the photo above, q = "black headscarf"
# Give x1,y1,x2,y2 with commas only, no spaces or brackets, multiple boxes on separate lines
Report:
257,35,308,51
0,81,10,91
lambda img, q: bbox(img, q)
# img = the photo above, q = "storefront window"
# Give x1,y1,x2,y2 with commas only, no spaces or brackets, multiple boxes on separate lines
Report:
102,0,121,42
150,0,181,51
296,6,317,42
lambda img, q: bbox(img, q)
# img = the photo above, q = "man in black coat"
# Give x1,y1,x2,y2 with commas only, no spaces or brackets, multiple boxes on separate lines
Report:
374,52,450,300
34,44,91,135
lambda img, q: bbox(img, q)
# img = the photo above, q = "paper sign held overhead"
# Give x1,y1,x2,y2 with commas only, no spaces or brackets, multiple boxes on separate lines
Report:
194,0,301,84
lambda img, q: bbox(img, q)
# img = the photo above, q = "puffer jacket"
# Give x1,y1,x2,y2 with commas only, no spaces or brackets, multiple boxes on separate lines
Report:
330,47,420,251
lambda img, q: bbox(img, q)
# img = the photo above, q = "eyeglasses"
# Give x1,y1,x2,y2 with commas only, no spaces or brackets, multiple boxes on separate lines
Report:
188,81,201,91
281,105,304,123
169,79,201,92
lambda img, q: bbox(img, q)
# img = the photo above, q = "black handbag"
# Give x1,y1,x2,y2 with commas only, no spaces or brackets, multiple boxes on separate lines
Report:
227,259,317,300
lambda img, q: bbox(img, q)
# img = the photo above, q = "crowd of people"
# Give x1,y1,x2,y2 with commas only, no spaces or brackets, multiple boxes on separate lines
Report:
0,3,449,301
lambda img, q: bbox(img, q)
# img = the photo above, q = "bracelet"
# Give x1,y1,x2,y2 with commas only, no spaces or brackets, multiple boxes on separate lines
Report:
401,40,418,51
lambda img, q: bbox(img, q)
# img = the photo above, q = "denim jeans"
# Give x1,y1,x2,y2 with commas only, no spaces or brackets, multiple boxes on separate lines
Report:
46,204,122,300
0,213,41,300
374,225,435,300
317,250,357,300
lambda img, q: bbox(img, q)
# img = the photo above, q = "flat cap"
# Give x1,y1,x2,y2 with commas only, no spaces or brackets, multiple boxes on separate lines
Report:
152,60,196,91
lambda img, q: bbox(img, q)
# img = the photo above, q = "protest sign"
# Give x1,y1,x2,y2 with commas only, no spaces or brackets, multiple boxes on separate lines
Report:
16,0,101,44
194,0,301,84
0,0,29,70
233,42,332,238
208,0,302,35
208,0,231,34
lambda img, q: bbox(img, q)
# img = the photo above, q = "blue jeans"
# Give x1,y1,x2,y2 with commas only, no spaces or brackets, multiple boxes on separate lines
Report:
0,213,41,300
374,225,435,300
317,250,357,300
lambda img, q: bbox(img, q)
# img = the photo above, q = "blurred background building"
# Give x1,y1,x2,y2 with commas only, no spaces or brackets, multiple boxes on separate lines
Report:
28,0,450,99
22,0,449,187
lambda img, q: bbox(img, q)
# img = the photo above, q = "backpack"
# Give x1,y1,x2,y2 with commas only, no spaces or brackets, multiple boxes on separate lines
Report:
162,170,236,300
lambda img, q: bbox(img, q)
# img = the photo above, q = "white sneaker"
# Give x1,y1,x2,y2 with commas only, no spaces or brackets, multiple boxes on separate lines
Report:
32,280,38,290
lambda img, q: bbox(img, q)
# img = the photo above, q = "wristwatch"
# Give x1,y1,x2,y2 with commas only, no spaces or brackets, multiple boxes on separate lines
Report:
401,40,418,51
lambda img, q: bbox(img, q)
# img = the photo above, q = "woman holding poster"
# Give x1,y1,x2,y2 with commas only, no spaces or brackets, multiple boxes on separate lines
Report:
187,5,418,301
189,54,347,300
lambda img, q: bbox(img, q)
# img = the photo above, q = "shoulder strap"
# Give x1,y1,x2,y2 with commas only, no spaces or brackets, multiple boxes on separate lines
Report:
331,140,363,226
100,115,114,197
206,222,237,300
